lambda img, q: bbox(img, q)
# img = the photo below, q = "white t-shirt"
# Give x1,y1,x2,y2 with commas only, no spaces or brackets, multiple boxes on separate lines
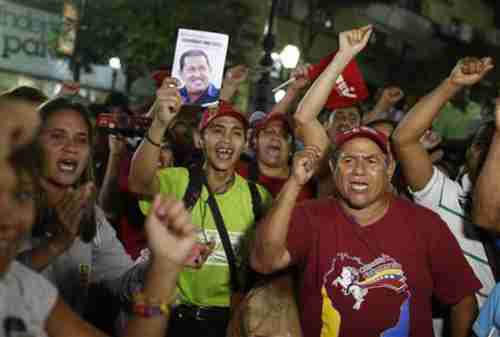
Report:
18,206,134,314
411,167,496,337
411,167,495,304
0,261,58,337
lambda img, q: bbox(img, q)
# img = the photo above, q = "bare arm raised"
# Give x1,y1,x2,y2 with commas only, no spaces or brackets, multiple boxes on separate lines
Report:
46,194,197,337
269,64,310,116
250,147,319,274
392,57,493,191
473,98,500,231
129,78,181,198
219,65,248,108
294,26,373,158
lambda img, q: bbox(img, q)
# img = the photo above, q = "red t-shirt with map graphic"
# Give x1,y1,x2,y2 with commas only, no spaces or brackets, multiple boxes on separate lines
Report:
287,196,480,337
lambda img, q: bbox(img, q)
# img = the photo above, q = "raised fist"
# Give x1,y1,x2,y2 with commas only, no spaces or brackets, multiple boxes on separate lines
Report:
155,77,182,127
338,25,373,58
224,64,248,87
144,194,197,267
291,146,321,186
449,57,494,86
381,86,404,105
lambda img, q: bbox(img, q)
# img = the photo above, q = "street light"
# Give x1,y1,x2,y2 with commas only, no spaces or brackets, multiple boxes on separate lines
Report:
109,57,121,70
109,57,121,90
254,0,278,113
280,45,300,69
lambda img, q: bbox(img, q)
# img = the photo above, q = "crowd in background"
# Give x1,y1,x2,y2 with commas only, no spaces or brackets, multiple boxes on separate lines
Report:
1,25,500,337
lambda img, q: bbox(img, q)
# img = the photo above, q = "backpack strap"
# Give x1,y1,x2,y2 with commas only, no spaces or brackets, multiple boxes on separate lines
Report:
246,160,263,222
202,175,243,292
248,182,263,222
182,164,204,210
248,160,259,183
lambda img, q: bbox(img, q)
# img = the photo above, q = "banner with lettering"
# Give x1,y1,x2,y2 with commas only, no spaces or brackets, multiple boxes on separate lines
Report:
308,52,369,110
0,0,125,91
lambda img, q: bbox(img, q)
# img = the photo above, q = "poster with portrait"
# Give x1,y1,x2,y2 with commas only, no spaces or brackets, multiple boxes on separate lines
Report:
171,28,229,107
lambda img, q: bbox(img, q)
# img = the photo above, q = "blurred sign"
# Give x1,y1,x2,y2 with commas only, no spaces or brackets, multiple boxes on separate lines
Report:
57,1,78,56
0,0,125,91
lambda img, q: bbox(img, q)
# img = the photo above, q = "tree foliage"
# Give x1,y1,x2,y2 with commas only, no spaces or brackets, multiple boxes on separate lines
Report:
17,0,267,81
77,0,266,79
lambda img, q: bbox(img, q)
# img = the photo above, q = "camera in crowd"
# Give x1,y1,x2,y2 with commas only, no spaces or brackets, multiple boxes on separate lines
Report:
96,113,152,138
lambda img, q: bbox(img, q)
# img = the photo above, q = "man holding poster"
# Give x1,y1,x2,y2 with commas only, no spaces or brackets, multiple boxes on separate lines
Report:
172,29,229,106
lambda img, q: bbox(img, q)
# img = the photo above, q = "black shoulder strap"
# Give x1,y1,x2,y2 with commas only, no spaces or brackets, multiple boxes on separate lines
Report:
248,159,259,182
246,161,263,222
183,164,204,210
203,175,242,292
248,182,263,222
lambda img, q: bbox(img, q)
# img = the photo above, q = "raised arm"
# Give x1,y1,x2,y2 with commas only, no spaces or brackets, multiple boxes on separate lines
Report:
129,78,181,198
392,57,493,191
294,26,373,157
269,65,310,116
250,147,318,274
47,194,196,337
473,98,500,232
219,65,248,108
363,86,404,124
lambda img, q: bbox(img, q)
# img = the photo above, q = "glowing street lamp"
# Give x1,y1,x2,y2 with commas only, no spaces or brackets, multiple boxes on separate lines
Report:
109,57,121,90
280,45,300,69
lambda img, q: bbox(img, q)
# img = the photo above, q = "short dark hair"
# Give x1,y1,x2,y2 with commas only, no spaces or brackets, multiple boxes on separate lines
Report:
180,49,211,72
0,85,48,105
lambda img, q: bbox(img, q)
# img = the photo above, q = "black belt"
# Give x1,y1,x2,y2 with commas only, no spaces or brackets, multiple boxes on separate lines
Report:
173,304,230,321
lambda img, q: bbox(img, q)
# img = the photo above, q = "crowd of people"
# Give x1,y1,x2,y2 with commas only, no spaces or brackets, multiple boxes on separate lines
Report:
1,25,500,337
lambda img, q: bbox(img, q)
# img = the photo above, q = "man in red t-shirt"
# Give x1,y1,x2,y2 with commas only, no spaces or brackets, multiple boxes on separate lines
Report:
251,26,480,337
251,125,480,337
238,113,315,201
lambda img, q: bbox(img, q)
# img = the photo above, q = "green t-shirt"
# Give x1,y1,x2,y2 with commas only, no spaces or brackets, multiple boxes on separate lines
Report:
432,101,482,141
140,167,272,307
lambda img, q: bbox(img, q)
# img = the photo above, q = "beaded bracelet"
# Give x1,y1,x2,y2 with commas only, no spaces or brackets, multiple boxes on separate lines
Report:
132,290,171,318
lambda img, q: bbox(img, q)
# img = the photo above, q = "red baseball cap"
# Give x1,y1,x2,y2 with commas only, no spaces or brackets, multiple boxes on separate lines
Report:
253,114,293,135
151,70,170,89
198,101,249,131
335,126,389,154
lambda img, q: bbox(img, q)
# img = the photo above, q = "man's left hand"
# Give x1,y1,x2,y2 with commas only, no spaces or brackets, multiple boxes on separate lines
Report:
291,146,320,186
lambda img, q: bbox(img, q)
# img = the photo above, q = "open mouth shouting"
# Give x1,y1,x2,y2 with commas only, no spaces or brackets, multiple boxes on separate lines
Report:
349,181,369,193
266,141,282,158
57,158,79,175
215,146,234,161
